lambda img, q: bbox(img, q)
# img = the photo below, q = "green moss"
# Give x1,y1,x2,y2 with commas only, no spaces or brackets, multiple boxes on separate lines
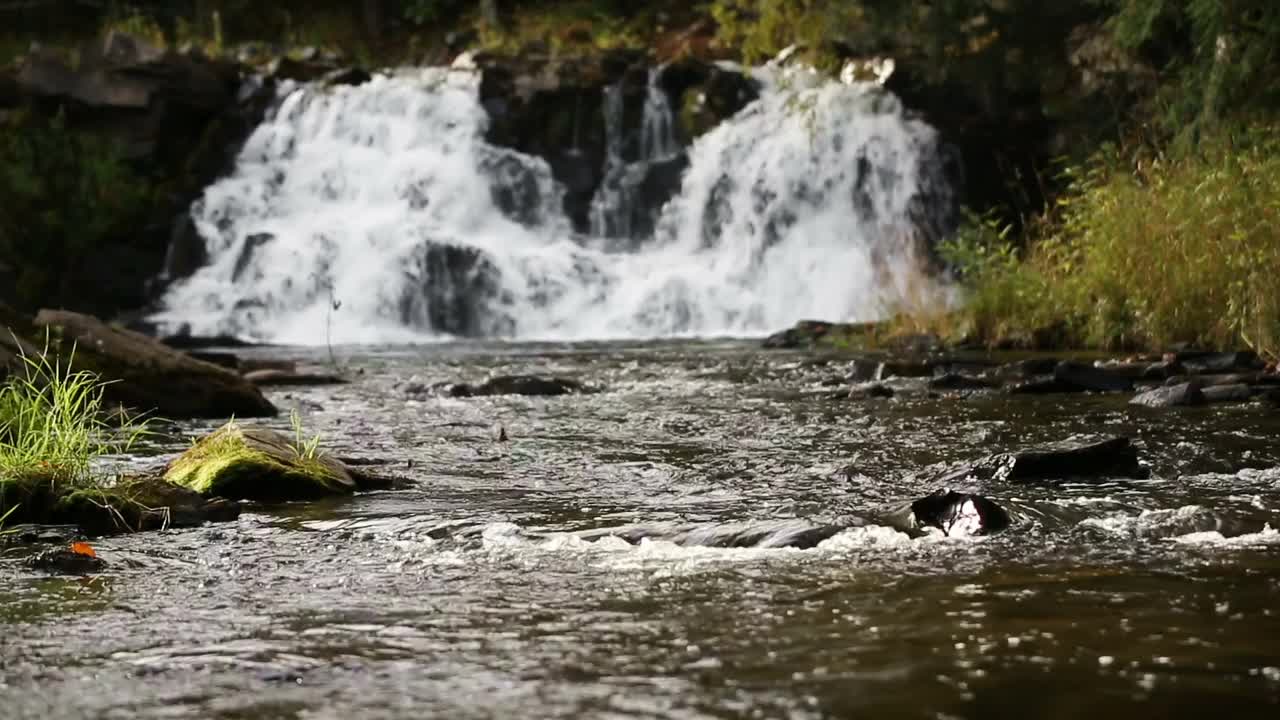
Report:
164,422,354,501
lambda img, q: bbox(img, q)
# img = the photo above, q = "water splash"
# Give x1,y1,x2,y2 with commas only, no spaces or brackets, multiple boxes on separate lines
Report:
152,64,955,344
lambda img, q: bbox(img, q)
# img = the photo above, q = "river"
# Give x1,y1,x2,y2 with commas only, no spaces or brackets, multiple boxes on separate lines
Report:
4,340,1280,718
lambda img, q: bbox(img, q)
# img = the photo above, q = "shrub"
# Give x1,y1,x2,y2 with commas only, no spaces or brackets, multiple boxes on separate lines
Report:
941,125,1280,358
937,210,1053,347
1036,127,1280,356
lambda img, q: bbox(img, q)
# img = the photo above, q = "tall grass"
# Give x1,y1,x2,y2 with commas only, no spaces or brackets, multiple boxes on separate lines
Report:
944,126,1280,358
0,338,149,517
289,409,323,461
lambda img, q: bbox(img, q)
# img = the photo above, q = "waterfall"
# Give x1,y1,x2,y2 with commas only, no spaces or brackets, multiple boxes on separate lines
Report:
152,64,955,344
589,68,681,243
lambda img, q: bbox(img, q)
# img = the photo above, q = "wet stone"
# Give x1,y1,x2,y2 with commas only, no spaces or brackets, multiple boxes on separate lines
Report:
999,357,1060,378
934,436,1148,484
877,360,937,379
243,369,349,387
909,489,1011,537
1167,372,1280,388
165,424,357,501
929,373,999,391
1052,360,1135,393
845,382,895,400
1177,350,1263,373
1132,382,1205,408
1201,383,1253,404
25,547,107,575
450,375,592,397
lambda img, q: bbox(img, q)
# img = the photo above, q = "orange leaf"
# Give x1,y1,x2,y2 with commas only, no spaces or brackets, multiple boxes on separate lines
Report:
70,542,97,558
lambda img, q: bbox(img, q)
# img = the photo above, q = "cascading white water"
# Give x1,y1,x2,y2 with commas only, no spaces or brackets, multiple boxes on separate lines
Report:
589,67,682,243
152,63,954,344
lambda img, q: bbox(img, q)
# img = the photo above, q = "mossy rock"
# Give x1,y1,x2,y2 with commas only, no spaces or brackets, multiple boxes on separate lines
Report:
54,476,241,535
164,423,356,502
1,473,240,536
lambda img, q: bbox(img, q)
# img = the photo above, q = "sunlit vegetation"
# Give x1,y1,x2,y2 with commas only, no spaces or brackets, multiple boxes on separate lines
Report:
0,340,150,524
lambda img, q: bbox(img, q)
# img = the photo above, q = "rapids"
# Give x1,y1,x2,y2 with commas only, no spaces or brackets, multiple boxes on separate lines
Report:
4,341,1280,717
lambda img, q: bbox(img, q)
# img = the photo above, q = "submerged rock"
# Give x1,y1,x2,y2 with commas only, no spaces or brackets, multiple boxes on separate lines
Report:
449,375,592,397
574,520,851,549
242,369,349,387
165,423,356,501
936,436,1148,483
570,488,1012,548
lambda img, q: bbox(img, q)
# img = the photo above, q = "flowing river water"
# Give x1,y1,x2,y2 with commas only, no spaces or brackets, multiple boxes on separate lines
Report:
4,340,1280,718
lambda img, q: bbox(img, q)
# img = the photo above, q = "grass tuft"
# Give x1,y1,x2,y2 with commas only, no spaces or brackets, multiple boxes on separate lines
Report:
289,409,323,461
0,335,150,519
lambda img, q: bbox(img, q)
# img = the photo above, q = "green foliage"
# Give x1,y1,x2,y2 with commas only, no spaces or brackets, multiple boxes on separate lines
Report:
289,409,322,461
942,126,1280,357
0,114,156,310
707,0,1100,87
1106,0,1280,140
938,210,1051,347
0,338,150,521
165,420,351,499
1037,127,1280,356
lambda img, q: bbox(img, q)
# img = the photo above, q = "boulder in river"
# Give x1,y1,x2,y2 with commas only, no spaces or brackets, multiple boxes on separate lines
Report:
1201,383,1253,404
935,436,1149,484
1051,360,1135,393
25,309,276,419
908,489,1011,537
165,423,356,501
1131,382,1205,409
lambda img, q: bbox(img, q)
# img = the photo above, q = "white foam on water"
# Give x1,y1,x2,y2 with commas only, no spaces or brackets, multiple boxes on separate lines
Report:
379,522,930,575
1174,523,1280,548
153,63,954,344
1079,505,1222,538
